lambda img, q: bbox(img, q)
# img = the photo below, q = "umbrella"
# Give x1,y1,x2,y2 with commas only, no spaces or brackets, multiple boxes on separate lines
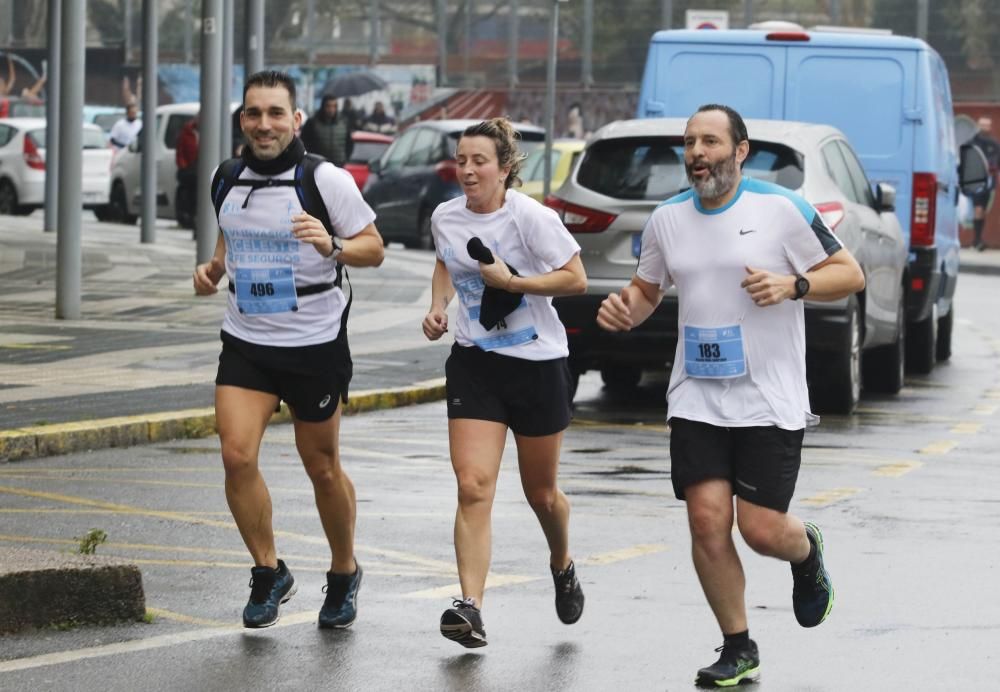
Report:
321,71,388,99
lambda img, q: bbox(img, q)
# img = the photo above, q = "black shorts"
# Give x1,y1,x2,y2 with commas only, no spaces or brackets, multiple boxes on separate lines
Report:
668,417,805,512
445,343,572,437
969,189,993,209
215,330,352,423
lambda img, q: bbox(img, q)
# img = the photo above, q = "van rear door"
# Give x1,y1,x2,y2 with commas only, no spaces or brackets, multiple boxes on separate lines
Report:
784,47,918,242
639,37,786,120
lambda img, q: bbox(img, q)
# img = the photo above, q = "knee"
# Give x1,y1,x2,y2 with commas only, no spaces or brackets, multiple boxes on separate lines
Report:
688,505,732,548
303,456,341,489
738,521,782,557
525,488,558,515
456,473,494,507
221,443,257,479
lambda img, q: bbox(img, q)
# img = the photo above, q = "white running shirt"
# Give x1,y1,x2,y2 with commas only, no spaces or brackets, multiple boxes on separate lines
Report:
432,189,581,360
637,177,842,430
218,160,376,347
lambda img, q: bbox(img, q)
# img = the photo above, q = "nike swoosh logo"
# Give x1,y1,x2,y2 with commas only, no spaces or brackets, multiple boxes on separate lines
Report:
739,229,756,235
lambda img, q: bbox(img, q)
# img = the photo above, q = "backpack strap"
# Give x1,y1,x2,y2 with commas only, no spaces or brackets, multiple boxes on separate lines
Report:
295,153,346,288
211,158,247,218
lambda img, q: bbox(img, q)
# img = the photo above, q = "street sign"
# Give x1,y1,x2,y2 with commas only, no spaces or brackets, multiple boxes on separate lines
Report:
685,9,728,30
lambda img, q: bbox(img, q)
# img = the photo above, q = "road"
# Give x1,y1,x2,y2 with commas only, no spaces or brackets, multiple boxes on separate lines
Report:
0,274,998,690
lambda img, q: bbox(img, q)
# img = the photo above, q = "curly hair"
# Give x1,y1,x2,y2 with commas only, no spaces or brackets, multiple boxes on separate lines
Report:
460,118,528,189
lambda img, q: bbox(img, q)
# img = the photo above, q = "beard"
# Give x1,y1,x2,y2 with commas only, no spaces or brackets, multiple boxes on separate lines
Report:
686,152,741,200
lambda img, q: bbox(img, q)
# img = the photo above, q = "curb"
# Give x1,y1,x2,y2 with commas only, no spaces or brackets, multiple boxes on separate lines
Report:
0,381,446,463
958,262,1000,277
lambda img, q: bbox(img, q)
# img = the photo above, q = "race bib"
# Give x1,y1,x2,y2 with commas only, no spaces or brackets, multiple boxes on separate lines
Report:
683,324,746,378
234,267,299,315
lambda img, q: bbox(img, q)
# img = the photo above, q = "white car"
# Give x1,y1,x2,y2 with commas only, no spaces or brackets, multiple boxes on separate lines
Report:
0,117,111,215
106,101,240,225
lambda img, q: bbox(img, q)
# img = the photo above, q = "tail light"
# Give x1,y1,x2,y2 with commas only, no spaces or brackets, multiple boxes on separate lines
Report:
23,136,45,170
910,172,937,247
814,201,845,230
435,160,458,184
544,195,617,233
766,32,810,41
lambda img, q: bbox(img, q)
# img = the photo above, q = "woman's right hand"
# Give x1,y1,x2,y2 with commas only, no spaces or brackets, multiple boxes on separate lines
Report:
422,308,449,340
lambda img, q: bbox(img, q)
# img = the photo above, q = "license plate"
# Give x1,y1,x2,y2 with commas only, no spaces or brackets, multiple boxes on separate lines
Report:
632,233,642,258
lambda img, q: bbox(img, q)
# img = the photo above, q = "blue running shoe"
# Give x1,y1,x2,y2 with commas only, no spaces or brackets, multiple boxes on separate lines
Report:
791,522,834,628
243,559,296,628
696,639,760,688
318,561,362,629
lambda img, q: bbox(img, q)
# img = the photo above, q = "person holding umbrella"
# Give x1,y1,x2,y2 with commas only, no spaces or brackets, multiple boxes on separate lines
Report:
301,95,353,166
421,118,588,648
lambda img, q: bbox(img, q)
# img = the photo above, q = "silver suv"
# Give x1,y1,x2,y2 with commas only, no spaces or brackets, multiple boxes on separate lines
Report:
546,118,908,414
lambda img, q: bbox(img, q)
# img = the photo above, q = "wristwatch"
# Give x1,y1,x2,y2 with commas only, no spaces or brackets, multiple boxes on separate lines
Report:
330,236,344,260
792,274,810,300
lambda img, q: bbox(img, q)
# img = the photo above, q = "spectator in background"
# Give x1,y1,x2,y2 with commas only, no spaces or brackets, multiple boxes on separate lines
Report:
110,99,142,151
364,101,396,134
0,53,14,96
300,95,353,166
175,114,199,230
342,98,362,132
565,102,586,139
971,116,1000,251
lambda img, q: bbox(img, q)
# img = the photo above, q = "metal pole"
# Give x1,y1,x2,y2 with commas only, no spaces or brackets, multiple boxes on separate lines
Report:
124,0,133,64
184,0,193,64
57,0,85,320
916,0,929,40
542,0,558,199
306,0,316,112
582,0,593,88
744,0,753,27
369,0,380,66
661,0,673,29
196,0,224,263
463,0,472,87
829,0,840,24
507,0,518,89
221,0,234,160
44,0,60,234
140,0,158,244
245,0,265,74
437,0,448,86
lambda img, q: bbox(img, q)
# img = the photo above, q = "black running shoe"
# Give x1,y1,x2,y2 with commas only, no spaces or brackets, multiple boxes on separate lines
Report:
440,598,487,648
695,639,760,688
242,559,296,628
551,560,585,624
318,561,363,629
791,521,834,628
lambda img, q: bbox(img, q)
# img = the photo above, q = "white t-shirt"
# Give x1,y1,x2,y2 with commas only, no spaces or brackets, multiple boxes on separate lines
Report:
109,117,142,149
432,189,581,361
218,160,376,347
636,177,842,430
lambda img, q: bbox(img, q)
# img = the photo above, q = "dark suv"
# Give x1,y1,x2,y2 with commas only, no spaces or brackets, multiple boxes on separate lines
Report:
363,119,545,249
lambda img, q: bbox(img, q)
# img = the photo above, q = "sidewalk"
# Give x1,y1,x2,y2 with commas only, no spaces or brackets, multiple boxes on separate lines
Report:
0,214,449,462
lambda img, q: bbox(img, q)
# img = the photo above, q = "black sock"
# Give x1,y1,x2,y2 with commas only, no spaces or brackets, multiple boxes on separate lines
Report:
723,630,750,650
974,219,984,246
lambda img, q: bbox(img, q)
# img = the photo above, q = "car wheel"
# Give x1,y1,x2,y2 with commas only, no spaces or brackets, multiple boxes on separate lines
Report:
600,365,642,393
0,179,21,215
417,212,434,251
862,295,905,395
110,181,138,225
905,303,937,375
809,297,861,414
936,305,953,362
93,204,114,222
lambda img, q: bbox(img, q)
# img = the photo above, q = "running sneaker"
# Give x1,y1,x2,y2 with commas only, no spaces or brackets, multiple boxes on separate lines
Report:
318,561,363,629
551,560,585,624
242,559,296,628
695,639,760,688
440,597,487,648
791,521,834,628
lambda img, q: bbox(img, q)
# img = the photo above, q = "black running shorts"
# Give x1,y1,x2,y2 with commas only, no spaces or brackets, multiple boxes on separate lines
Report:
668,417,805,512
215,330,352,423
445,343,573,437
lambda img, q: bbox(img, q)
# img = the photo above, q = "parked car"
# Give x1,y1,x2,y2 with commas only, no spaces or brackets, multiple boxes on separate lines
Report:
105,101,239,224
546,118,909,414
519,139,586,202
0,117,111,215
83,105,127,144
344,130,393,190
0,97,46,119
363,119,546,249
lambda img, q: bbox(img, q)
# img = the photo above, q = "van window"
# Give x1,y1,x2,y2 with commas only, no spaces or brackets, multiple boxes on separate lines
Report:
577,137,803,201
821,141,860,204
164,114,193,149
836,140,877,208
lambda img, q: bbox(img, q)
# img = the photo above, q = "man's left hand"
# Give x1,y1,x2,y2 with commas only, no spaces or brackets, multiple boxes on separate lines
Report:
742,266,795,306
292,212,334,257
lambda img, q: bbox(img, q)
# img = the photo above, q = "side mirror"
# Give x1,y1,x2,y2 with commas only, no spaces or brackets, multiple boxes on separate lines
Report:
874,182,896,212
958,143,989,196
368,157,382,175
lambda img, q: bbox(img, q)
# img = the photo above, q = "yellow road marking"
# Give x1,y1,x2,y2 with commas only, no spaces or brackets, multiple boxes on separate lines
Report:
950,423,982,434
985,390,1000,399
973,404,997,416
0,343,72,351
918,440,957,455
144,607,228,627
403,573,535,599
577,544,667,566
800,487,862,507
872,461,922,478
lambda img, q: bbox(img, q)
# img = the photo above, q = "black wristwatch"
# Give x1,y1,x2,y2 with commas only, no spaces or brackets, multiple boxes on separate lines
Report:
330,236,344,260
792,274,810,300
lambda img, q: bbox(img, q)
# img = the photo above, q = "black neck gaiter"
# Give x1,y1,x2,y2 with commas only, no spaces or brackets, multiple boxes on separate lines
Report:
241,137,306,176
